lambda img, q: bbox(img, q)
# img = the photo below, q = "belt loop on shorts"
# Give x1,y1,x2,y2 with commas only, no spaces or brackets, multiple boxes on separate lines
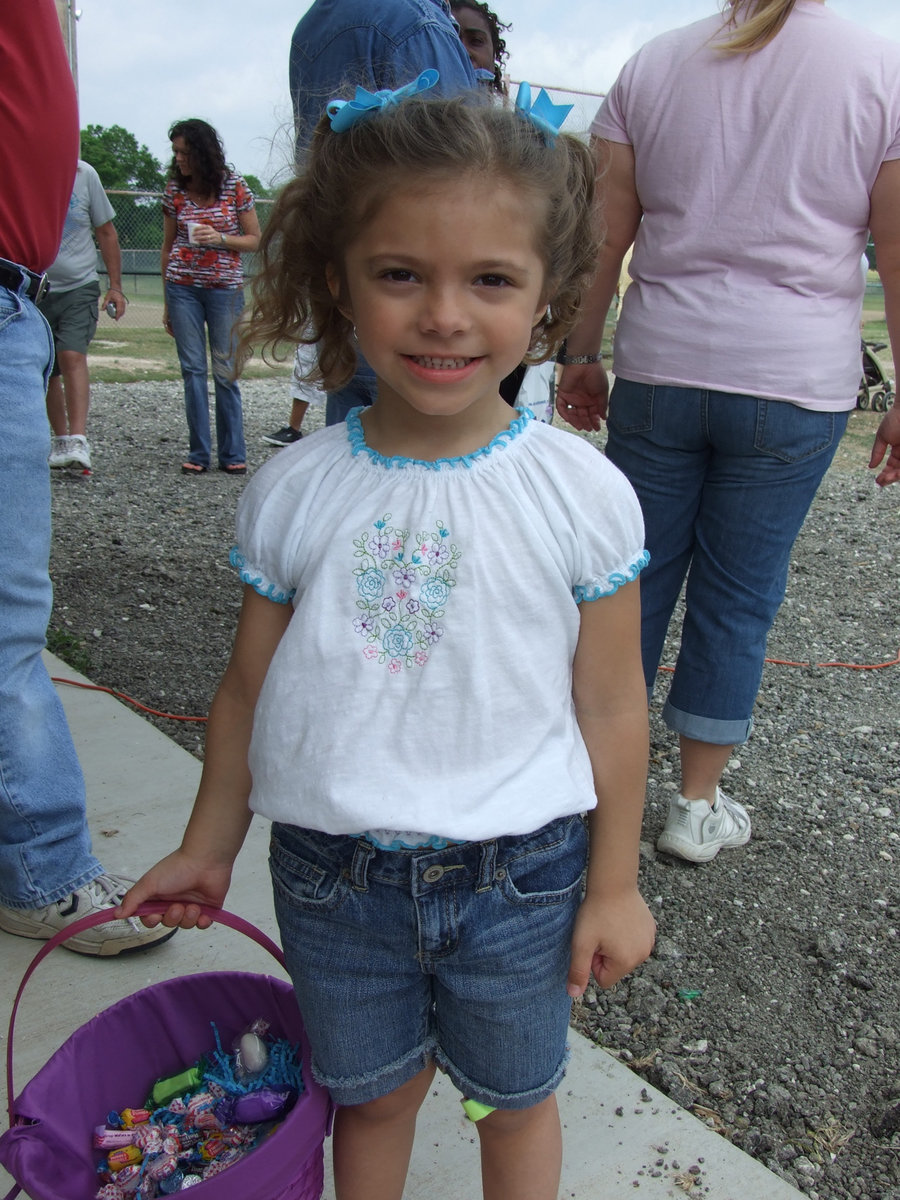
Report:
350,838,376,891
476,839,497,892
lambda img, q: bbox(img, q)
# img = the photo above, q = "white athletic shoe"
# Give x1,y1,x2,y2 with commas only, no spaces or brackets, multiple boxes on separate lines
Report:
66,435,92,470
0,872,176,956
656,788,752,862
48,435,74,467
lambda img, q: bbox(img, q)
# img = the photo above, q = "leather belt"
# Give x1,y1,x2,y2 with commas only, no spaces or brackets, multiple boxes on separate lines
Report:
0,257,50,303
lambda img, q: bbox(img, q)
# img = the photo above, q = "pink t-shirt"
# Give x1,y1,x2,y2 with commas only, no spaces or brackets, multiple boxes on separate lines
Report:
593,1,900,410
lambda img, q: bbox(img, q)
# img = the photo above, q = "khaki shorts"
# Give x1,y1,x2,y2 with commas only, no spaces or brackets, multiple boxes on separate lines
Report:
38,281,100,373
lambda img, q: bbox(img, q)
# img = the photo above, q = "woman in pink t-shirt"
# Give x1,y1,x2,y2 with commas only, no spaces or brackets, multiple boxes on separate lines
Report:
161,118,260,475
557,0,900,864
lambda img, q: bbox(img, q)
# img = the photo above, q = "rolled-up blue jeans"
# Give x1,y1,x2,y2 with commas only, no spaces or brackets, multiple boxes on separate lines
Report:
0,282,102,908
605,378,850,745
165,282,246,467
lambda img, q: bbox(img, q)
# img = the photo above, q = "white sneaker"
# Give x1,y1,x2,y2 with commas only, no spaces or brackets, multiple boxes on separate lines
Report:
0,872,176,956
66,434,92,470
656,788,751,862
48,435,74,467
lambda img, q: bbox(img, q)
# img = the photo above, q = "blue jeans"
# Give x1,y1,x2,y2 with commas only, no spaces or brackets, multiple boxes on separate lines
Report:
606,378,849,744
0,282,102,909
270,816,586,1108
165,283,246,467
324,352,378,426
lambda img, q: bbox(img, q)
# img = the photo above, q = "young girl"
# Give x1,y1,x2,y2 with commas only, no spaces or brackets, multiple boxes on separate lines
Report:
122,80,656,1200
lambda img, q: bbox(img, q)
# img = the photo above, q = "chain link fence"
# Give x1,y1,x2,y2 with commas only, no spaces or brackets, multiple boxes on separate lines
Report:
101,191,276,286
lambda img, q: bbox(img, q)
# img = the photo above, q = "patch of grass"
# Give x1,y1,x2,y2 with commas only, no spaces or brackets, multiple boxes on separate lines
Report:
46,626,93,676
87,312,292,384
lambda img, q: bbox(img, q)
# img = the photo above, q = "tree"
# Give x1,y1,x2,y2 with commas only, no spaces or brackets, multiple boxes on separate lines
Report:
80,124,166,194
80,124,166,251
243,172,270,200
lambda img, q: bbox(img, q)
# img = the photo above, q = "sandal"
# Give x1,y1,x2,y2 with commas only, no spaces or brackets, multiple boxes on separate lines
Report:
218,463,247,475
181,462,208,475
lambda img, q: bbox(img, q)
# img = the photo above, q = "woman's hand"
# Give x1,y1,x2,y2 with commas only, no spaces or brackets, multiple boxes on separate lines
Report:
869,405,900,486
162,306,174,338
191,222,223,248
116,849,233,931
556,361,611,432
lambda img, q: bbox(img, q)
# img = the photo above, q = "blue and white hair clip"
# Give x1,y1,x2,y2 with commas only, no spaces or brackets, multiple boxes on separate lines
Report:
327,68,441,133
514,81,573,142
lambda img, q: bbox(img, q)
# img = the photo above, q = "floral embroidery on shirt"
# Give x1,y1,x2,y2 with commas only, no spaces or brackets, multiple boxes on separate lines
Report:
353,514,461,670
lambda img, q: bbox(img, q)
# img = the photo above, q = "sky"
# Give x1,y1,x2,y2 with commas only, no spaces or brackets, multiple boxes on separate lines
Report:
73,0,900,187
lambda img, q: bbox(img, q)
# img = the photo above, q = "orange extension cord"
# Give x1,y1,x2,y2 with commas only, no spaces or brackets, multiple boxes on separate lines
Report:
52,646,900,727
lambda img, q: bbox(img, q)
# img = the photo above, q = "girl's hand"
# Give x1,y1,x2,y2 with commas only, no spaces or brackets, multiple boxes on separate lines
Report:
116,849,234,931
556,361,610,431
567,887,656,996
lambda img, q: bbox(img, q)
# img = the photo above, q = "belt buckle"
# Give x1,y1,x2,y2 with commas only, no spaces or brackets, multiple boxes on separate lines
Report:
31,272,50,304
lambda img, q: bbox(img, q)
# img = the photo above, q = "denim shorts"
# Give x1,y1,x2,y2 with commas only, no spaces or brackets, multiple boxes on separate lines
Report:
269,814,588,1108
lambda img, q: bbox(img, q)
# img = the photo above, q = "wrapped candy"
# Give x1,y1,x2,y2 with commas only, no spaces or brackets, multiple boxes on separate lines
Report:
107,1146,142,1172
94,1019,305,1198
110,1164,142,1194
93,1126,136,1150
120,1109,151,1128
145,1152,179,1182
95,1186,126,1200
132,1124,164,1155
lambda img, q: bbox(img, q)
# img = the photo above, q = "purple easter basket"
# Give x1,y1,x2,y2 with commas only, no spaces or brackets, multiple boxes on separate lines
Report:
0,905,333,1200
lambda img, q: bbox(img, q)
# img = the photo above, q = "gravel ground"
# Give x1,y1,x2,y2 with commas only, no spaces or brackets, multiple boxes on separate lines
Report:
48,380,900,1200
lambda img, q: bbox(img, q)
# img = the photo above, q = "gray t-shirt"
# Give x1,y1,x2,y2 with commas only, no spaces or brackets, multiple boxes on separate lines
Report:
46,160,115,292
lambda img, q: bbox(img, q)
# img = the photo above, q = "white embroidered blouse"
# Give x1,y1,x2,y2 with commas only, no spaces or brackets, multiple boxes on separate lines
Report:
232,409,647,843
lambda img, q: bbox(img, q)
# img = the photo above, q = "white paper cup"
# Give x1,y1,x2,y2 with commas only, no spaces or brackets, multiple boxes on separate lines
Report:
187,221,203,245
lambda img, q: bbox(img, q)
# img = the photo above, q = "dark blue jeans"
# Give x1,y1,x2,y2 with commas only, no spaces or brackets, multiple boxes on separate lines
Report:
606,378,849,744
165,282,246,467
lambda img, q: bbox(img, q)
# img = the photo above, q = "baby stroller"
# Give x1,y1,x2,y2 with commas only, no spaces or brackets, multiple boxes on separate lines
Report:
857,340,895,411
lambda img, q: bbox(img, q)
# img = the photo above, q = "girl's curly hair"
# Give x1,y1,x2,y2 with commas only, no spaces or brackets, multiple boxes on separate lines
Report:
241,95,597,391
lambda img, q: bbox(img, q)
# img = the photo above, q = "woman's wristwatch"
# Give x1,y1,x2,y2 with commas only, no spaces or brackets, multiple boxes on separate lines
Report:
220,233,227,247
558,352,602,365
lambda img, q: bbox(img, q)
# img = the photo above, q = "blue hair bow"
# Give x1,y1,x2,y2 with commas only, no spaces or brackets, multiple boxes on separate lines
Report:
514,81,573,142
327,69,440,133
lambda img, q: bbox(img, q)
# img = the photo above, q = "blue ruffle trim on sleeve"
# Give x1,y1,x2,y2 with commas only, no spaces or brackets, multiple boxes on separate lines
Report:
346,406,533,469
574,549,650,604
229,546,295,604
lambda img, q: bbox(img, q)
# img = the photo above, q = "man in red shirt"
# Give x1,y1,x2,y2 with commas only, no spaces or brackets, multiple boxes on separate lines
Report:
0,0,174,956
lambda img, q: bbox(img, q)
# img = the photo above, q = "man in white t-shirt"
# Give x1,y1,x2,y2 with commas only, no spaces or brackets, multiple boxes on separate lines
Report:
38,160,127,472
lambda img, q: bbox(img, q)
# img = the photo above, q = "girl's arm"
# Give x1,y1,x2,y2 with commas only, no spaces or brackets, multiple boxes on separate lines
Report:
118,586,293,929
567,579,656,996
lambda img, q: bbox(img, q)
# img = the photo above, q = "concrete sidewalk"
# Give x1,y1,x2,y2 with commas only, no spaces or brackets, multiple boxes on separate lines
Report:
0,654,803,1199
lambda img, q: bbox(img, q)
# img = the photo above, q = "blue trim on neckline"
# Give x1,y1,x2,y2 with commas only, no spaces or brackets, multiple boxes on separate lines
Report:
346,406,533,470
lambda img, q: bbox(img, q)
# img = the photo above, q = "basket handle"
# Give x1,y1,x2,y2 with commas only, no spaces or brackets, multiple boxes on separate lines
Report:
5,904,286,1128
